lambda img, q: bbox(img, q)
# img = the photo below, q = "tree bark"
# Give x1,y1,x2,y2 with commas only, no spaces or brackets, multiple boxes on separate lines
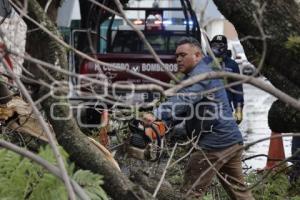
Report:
39,91,155,200
212,0,300,132
20,0,155,199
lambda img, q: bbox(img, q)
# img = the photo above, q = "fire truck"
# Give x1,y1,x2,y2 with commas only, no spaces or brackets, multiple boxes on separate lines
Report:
67,0,205,127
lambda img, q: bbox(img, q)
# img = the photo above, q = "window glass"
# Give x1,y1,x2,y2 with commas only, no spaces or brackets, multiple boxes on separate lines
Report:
112,31,141,53
142,34,167,52
111,30,186,54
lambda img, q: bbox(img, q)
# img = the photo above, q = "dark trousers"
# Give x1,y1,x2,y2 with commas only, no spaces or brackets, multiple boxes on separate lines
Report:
182,144,254,200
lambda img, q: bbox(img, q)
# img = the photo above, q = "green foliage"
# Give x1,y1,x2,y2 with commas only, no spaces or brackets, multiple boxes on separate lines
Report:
202,194,214,200
29,173,68,200
285,36,300,56
247,170,300,200
166,163,184,187
73,170,108,200
0,146,108,200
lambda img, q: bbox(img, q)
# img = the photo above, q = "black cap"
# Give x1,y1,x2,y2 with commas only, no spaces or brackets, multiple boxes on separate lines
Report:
211,35,227,45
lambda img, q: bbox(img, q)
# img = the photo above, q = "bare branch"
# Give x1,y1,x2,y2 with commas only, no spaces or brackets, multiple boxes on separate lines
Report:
113,0,179,83
0,50,76,199
165,71,300,111
44,0,53,13
87,0,121,17
10,0,172,88
251,3,267,76
153,143,178,198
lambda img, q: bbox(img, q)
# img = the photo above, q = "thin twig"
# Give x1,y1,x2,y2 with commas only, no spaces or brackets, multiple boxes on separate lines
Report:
113,0,179,83
153,143,178,198
165,71,300,111
10,0,172,88
0,52,76,199
87,0,121,17
9,49,165,94
44,0,53,13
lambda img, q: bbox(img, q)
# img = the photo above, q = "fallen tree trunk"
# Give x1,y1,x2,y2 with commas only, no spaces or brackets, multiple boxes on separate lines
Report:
39,92,154,200
18,0,155,199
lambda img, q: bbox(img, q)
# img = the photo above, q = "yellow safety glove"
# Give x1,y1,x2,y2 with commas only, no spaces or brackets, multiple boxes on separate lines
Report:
234,104,243,124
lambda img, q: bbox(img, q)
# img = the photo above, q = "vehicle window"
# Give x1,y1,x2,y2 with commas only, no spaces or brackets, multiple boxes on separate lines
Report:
112,31,141,53
163,11,184,25
111,30,187,54
142,34,167,52
126,0,182,9
169,35,184,52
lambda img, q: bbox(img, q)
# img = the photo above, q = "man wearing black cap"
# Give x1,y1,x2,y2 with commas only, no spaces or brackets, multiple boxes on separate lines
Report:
210,35,244,124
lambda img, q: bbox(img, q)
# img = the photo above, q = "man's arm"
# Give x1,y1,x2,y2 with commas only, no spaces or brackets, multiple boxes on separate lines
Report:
154,80,208,126
229,60,244,124
229,60,244,109
142,81,208,139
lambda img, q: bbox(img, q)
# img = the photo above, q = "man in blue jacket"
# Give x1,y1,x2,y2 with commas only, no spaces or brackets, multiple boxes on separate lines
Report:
210,35,244,124
144,37,254,199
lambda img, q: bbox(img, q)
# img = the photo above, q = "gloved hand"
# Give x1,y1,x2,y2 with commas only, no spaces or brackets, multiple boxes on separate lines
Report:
234,106,243,124
145,121,167,140
142,113,167,139
142,113,156,126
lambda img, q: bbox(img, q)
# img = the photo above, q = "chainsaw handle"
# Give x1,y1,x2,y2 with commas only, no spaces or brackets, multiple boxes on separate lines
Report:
149,123,162,144
148,123,162,162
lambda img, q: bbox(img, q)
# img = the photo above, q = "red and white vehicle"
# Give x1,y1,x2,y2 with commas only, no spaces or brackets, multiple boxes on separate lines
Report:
70,0,203,126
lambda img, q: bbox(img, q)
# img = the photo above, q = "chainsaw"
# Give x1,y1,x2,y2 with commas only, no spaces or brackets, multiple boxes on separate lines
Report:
126,118,167,162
